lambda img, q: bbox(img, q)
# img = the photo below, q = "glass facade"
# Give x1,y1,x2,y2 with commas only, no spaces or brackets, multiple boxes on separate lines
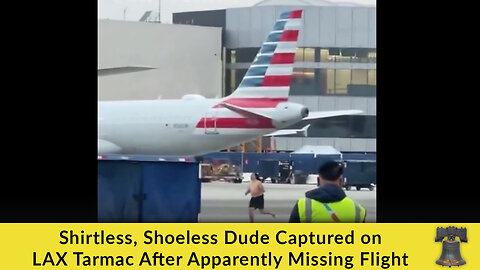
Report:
295,48,316,62
223,47,376,140
227,47,376,64
286,115,376,138
225,68,247,96
226,47,376,97
290,68,376,96
291,69,319,95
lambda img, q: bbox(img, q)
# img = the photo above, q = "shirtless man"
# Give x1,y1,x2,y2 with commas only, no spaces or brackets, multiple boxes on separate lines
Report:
245,173,275,222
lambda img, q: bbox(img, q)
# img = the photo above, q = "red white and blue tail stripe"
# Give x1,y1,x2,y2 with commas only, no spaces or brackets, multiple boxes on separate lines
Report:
228,9,303,105
195,10,303,131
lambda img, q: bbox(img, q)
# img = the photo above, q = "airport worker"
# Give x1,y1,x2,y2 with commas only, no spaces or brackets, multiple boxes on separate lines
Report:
289,161,366,222
245,173,276,222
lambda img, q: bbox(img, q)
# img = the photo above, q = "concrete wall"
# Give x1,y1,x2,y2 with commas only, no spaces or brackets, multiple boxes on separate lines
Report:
98,20,222,101
226,6,375,48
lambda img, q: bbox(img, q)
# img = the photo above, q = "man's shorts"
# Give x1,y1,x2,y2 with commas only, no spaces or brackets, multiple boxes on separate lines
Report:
249,194,264,209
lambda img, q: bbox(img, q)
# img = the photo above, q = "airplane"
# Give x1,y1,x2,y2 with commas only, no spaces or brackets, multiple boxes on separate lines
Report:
98,9,362,156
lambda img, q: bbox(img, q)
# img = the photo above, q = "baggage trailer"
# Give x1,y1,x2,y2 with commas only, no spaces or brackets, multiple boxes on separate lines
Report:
199,161,243,183
343,160,376,191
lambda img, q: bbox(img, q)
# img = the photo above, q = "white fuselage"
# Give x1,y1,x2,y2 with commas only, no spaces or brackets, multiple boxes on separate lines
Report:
98,97,306,156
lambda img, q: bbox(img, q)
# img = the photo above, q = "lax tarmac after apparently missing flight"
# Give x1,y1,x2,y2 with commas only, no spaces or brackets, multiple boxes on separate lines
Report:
54,229,406,269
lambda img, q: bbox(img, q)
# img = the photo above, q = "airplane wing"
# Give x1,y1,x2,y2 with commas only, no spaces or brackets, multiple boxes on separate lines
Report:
303,110,363,120
265,124,310,137
221,102,363,121
98,66,156,76
98,139,122,154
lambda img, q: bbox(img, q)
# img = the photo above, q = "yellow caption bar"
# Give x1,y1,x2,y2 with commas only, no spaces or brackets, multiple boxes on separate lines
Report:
0,223,477,269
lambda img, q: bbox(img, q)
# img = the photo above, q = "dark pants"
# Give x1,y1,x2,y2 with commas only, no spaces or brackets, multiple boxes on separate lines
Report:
249,194,264,209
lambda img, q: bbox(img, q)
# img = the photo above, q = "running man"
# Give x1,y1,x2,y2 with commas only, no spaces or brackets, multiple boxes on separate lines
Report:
245,173,275,222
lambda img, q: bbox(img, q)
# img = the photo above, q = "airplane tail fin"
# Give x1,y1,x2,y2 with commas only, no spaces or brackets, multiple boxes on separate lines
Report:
227,10,303,105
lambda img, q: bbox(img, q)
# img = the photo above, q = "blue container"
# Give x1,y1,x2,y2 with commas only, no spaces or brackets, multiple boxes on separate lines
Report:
343,160,376,191
98,159,201,222
258,159,279,182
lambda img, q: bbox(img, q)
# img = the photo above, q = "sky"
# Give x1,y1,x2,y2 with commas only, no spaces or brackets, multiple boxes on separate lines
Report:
98,0,376,23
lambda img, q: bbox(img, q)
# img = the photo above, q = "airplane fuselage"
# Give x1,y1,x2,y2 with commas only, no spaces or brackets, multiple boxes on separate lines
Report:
98,98,306,155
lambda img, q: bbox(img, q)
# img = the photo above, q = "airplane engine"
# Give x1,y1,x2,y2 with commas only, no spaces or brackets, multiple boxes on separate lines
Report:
272,102,309,128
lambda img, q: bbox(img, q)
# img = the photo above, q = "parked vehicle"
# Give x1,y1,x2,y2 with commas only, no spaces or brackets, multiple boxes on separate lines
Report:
199,159,243,183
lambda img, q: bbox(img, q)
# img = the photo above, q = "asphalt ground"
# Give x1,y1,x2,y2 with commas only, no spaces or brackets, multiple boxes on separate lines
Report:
199,182,376,223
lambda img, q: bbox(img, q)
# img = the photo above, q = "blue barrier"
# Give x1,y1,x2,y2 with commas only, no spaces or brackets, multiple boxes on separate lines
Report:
201,152,290,172
98,160,200,222
258,159,279,180
343,160,377,189
290,154,341,174
290,154,315,173
342,152,376,160
313,155,343,173
98,161,142,222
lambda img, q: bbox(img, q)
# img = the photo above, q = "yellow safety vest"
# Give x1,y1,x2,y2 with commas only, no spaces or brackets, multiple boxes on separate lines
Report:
297,197,366,222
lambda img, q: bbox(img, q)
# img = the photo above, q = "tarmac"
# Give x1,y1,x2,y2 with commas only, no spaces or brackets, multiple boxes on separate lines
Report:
199,182,376,223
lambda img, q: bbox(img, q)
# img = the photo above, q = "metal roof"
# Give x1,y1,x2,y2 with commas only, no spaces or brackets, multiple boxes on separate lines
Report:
292,145,342,155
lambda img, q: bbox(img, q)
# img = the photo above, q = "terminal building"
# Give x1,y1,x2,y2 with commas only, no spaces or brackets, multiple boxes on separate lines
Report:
98,0,376,154
173,0,376,153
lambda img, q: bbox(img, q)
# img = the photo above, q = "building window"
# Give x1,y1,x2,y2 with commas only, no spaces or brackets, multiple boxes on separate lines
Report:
368,69,376,85
334,69,351,95
226,46,377,97
226,68,248,96
304,48,315,62
294,48,303,62
349,69,376,96
286,115,376,139
227,48,261,64
291,68,319,95
230,50,236,63
229,67,376,97
228,47,376,64
235,69,247,88
229,69,236,93
236,48,257,63
326,69,335,95
368,52,376,63
352,69,368,84
294,48,316,62
320,49,329,62
328,49,350,62
292,69,377,96
323,48,376,63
